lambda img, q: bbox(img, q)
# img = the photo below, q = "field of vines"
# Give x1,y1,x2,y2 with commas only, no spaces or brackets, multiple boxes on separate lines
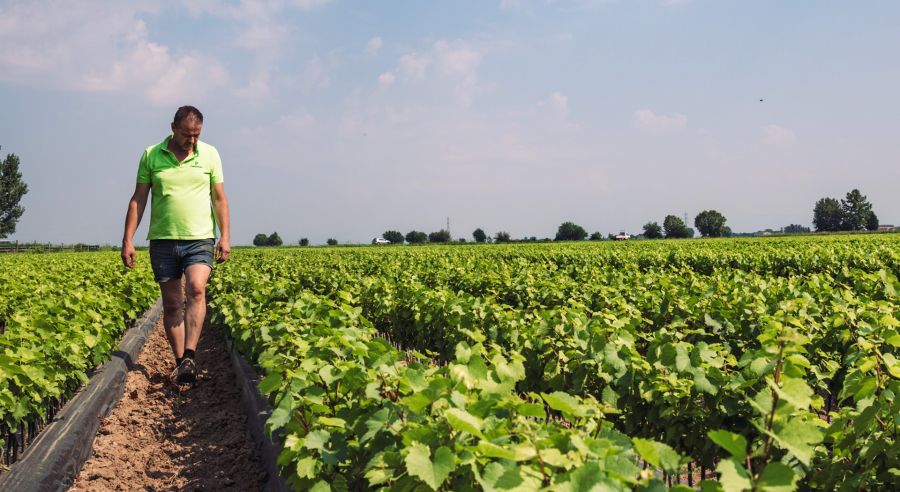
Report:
0,252,157,463
209,235,899,491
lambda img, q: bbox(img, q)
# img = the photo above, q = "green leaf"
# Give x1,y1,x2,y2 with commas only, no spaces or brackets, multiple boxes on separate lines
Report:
566,461,622,492
475,440,516,460
405,443,455,490
303,430,331,451
258,372,282,395
632,438,682,473
268,394,294,430
318,416,346,428
309,480,331,492
707,430,747,462
693,372,718,395
757,462,797,492
715,458,751,492
769,377,812,409
445,407,485,438
770,419,822,466
517,403,546,418
479,461,542,492
542,391,584,417
296,456,317,479
675,344,690,372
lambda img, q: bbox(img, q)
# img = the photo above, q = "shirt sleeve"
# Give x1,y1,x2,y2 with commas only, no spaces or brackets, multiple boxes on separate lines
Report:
209,147,224,184
136,149,151,184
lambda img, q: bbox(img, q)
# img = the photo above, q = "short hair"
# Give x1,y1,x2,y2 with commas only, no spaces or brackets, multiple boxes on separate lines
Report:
173,106,203,127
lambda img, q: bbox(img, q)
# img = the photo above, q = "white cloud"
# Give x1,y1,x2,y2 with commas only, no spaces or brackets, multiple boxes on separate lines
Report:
762,124,797,145
433,40,483,105
539,91,569,115
0,2,227,106
291,0,335,9
397,53,431,81
634,109,688,131
365,36,384,56
378,72,396,86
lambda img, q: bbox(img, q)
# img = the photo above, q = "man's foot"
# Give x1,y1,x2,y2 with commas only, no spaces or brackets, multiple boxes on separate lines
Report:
172,358,197,384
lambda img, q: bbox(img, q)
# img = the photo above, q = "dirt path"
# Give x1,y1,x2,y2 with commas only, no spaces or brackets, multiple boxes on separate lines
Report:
71,318,267,491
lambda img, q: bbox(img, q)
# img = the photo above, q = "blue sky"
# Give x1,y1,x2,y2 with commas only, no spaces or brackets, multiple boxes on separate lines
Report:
1,0,898,244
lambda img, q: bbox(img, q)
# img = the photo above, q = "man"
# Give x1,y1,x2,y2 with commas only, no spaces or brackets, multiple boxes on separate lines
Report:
121,106,231,384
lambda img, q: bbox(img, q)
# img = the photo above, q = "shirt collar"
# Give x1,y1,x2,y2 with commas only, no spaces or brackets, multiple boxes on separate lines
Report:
161,135,200,159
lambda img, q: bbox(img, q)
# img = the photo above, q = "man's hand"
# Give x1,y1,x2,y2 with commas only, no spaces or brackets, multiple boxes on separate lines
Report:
216,238,231,263
121,242,136,268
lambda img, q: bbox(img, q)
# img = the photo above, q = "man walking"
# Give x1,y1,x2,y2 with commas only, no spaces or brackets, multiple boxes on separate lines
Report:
121,106,231,384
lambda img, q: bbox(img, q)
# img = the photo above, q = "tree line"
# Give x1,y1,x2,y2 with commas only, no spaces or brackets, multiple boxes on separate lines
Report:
251,189,883,247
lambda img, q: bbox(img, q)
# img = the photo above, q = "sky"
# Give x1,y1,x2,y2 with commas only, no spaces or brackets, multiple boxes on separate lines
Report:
1,0,898,245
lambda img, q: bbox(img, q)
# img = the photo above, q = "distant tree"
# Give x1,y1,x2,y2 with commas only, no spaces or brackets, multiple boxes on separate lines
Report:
267,232,283,246
694,210,727,237
405,230,428,244
428,230,451,243
457,238,467,243
253,233,269,246
663,215,691,239
589,231,603,241
813,197,843,232
0,149,28,239
472,228,487,243
722,226,733,237
494,231,511,243
555,221,588,241
326,238,338,246
642,222,663,239
299,238,310,246
866,211,879,231
383,230,404,244
841,189,874,231
783,224,810,234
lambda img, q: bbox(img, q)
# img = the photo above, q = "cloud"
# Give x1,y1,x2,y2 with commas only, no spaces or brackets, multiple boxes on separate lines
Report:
365,36,384,56
0,2,227,106
397,53,431,81
378,72,396,86
539,91,569,115
388,40,485,103
433,40,483,105
762,124,797,145
634,109,688,131
291,0,335,9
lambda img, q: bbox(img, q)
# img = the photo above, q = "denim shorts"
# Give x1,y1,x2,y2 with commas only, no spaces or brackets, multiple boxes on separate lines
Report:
149,239,215,283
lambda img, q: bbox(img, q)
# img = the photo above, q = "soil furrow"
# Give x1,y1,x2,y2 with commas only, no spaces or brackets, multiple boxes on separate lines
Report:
71,317,266,491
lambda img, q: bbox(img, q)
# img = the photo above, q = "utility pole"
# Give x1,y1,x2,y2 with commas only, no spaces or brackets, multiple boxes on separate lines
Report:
447,217,450,237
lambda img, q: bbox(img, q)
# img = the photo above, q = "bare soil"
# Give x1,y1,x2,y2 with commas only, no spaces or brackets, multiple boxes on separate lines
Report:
71,318,267,491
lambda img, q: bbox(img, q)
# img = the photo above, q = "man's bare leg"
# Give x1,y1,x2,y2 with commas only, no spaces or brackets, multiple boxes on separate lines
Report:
184,264,212,352
159,278,185,360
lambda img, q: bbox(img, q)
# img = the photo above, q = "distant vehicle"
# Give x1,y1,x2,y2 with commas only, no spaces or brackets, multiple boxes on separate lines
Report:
372,237,391,245
614,232,630,241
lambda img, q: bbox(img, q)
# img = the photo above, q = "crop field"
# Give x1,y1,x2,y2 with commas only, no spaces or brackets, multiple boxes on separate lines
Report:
1,236,898,491
208,235,900,491
0,252,157,461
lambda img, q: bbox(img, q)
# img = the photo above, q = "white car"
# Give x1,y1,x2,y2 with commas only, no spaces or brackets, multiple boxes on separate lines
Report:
372,237,391,244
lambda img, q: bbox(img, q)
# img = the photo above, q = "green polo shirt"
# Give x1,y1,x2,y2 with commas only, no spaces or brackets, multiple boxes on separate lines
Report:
136,136,224,240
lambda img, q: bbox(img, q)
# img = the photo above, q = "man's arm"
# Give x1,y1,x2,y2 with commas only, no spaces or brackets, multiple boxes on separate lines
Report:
212,182,231,262
122,183,151,268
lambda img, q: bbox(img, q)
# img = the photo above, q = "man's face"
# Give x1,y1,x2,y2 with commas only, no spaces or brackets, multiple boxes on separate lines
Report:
170,118,202,152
